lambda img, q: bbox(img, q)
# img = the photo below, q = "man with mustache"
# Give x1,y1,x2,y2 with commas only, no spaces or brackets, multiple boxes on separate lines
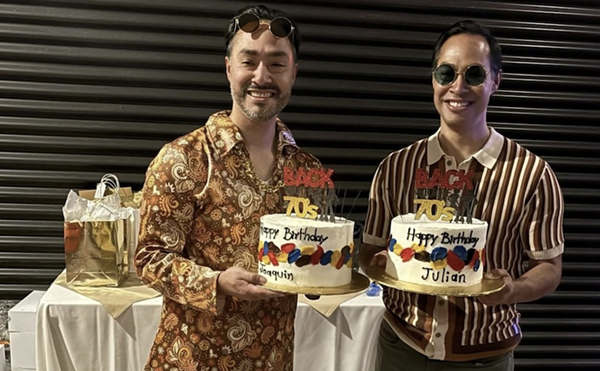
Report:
361,20,564,370
135,5,321,370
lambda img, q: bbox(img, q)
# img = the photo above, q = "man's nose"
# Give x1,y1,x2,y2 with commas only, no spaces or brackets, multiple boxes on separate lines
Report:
450,73,468,93
253,62,272,86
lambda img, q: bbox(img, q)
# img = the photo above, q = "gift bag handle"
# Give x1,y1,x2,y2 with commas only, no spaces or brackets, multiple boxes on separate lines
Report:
94,173,121,199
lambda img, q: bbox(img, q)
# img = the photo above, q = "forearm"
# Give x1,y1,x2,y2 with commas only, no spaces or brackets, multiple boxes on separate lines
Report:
511,256,562,303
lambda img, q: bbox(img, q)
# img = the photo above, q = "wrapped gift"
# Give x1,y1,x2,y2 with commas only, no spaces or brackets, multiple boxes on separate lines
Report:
62,174,139,287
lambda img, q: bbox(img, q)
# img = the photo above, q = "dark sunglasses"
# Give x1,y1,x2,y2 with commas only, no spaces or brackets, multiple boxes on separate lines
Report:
235,13,295,40
433,64,488,86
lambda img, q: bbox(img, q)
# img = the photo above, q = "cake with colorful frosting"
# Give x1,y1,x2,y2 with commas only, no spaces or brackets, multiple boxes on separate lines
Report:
385,213,487,287
258,214,355,288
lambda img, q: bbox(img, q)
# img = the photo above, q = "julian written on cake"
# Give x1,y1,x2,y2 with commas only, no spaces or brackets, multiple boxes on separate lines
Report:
258,166,356,289
385,168,488,288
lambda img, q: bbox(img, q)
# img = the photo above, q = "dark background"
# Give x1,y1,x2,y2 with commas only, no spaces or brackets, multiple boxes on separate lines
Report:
0,0,598,369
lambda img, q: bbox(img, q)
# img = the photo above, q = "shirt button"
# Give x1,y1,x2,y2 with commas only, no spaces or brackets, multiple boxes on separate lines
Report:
446,160,452,166
435,333,442,338
438,300,445,305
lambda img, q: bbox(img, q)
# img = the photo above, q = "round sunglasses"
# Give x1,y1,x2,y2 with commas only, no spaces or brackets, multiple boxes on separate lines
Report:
433,64,489,86
235,13,295,41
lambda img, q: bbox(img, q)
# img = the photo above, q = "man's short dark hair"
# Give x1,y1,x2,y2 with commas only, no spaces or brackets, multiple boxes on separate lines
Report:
431,20,502,75
225,5,301,61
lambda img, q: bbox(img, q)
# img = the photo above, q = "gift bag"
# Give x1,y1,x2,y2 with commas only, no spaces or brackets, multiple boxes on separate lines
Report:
62,174,138,287
77,177,141,274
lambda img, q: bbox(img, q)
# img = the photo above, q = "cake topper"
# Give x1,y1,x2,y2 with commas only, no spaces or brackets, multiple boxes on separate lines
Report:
283,166,338,221
414,168,478,223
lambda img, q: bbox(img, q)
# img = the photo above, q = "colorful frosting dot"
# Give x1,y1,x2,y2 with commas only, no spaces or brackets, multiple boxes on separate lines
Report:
414,251,431,262
311,245,324,265
267,251,278,266
411,243,426,253
330,250,342,267
446,250,465,271
277,253,288,263
388,238,397,252
300,246,315,255
393,243,403,256
431,259,447,270
295,255,311,267
481,248,486,268
335,254,345,269
341,245,351,264
320,250,333,265
466,248,476,265
454,245,467,261
469,250,480,268
400,248,414,262
280,243,296,254
431,247,448,261
287,249,301,264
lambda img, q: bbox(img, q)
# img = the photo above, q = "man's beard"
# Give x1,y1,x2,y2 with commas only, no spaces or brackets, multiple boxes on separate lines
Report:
231,83,291,122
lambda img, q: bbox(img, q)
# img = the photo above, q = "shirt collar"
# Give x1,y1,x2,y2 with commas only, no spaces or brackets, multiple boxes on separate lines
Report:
427,127,504,169
205,111,299,156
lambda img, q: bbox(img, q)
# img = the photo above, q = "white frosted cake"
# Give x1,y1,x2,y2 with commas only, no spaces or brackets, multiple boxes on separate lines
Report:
258,214,355,288
385,213,488,287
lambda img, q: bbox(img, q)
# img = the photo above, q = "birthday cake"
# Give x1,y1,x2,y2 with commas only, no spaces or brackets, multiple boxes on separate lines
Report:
258,214,355,288
385,213,487,287
257,165,357,289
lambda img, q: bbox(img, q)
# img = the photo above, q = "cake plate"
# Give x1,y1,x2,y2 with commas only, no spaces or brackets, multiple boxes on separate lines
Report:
262,271,371,296
366,265,504,297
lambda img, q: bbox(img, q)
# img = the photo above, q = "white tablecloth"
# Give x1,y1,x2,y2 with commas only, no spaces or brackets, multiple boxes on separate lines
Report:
35,283,385,371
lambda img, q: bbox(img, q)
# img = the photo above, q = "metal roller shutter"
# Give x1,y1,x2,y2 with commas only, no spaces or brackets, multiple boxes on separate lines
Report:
0,0,598,368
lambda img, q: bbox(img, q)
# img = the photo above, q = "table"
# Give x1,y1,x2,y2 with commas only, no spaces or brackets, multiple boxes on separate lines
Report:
35,283,385,371
0,344,6,371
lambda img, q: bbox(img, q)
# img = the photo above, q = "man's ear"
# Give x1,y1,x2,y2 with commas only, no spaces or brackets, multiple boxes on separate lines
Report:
492,69,502,94
225,56,232,83
292,62,298,83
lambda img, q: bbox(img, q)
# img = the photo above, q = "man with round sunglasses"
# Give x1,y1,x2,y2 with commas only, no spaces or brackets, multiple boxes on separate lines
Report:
361,20,564,371
135,5,321,371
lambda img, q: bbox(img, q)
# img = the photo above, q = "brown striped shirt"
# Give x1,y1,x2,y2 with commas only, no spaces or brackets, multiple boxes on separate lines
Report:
363,127,564,361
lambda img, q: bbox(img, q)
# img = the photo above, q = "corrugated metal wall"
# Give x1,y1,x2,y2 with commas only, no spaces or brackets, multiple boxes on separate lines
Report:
0,0,598,368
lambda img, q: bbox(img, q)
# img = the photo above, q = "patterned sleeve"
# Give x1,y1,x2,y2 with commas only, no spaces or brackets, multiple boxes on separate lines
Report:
521,162,565,260
134,140,219,314
363,155,397,247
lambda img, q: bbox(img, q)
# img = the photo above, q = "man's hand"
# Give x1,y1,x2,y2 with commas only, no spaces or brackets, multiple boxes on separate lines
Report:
370,250,388,268
477,269,515,306
358,243,387,272
478,256,562,306
217,266,284,301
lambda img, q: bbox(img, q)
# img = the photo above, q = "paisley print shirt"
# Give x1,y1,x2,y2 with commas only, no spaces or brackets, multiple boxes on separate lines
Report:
135,111,321,371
